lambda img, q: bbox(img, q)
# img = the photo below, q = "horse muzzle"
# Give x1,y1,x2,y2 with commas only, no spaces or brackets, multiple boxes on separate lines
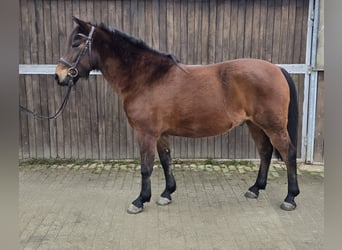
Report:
55,65,79,86
55,72,77,87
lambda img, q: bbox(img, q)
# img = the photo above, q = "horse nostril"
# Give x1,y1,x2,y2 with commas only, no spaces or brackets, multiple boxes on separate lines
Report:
55,74,59,81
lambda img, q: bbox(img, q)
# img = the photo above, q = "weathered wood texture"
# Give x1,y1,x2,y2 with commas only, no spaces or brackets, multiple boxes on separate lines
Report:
19,0,323,162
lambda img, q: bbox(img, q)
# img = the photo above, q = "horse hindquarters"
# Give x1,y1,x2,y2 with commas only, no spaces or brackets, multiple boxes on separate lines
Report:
245,67,299,211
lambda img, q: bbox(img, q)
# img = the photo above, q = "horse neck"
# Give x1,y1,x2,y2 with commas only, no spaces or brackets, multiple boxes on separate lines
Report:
98,57,128,97
98,50,173,100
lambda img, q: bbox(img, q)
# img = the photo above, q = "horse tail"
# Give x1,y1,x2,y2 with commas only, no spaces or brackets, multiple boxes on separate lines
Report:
274,67,299,160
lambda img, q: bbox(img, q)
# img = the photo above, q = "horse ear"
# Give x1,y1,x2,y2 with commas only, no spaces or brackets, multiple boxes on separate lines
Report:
72,16,82,25
72,16,90,33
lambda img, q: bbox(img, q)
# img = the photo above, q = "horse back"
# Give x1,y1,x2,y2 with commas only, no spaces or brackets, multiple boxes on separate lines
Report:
178,58,290,119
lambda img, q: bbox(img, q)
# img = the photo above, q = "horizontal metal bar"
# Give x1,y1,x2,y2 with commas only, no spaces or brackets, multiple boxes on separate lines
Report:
276,64,309,74
19,63,308,75
312,67,324,72
19,64,101,75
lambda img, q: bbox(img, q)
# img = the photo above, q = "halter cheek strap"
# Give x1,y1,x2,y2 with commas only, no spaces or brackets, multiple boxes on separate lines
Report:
58,25,95,78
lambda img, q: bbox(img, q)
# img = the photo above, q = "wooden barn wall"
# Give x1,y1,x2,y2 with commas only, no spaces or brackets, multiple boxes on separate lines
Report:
19,0,314,160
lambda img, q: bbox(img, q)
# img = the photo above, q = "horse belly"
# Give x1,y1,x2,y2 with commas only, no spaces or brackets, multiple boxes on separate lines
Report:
166,111,242,138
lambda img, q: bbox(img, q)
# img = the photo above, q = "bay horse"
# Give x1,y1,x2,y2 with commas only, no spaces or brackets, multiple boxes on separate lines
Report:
55,17,300,214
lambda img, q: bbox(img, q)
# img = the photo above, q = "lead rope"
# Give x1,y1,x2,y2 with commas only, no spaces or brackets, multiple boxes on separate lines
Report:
19,26,95,120
19,81,74,120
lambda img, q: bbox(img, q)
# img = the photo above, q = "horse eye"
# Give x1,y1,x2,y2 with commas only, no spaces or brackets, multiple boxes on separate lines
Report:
72,40,81,48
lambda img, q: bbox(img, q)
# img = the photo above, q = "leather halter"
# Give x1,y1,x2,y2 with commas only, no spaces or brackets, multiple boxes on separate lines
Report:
58,25,95,79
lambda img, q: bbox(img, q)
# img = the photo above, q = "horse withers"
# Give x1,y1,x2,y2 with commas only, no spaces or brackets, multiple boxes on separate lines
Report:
55,17,299,214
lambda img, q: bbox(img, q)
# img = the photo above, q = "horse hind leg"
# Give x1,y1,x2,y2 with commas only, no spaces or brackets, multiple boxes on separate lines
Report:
245,121,273,199
156,135,176,206
266,128,300,211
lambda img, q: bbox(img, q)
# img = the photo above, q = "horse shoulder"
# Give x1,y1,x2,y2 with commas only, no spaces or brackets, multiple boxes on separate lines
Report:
123,88,164,135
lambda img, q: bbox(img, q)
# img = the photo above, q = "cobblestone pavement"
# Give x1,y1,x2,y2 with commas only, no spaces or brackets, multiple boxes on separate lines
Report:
19,161,324,250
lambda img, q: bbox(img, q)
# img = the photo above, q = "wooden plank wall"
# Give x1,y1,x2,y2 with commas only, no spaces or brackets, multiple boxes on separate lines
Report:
19,0,321,161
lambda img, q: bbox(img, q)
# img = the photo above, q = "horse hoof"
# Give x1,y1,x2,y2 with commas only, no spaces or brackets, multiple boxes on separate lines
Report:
157,196,172,206
127,203,143,214
244,190,258,199
280,201,296,211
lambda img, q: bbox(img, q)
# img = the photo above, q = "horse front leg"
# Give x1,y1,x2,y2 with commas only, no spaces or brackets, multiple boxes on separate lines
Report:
127,132,157,214
156,135,176,206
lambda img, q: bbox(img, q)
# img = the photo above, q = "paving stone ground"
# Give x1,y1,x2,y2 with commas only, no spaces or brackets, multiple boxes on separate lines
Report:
19,161,324,250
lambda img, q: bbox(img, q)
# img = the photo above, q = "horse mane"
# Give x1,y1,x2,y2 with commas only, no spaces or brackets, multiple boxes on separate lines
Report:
97,22,181,68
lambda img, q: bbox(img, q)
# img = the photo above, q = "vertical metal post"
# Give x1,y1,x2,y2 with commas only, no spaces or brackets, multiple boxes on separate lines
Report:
306,0,320,163
301,0,314,162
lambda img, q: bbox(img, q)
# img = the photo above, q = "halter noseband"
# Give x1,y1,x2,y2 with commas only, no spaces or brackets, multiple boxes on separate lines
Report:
58,25,95,79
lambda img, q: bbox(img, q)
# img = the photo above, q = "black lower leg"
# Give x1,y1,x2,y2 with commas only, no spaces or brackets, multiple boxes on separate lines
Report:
132,172,152,208
157,136,176,200
284,145,300,206
132,147,155,209
248,138,273,197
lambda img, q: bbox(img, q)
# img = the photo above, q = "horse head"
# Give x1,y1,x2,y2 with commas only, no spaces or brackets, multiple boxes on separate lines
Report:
55,16,98,86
